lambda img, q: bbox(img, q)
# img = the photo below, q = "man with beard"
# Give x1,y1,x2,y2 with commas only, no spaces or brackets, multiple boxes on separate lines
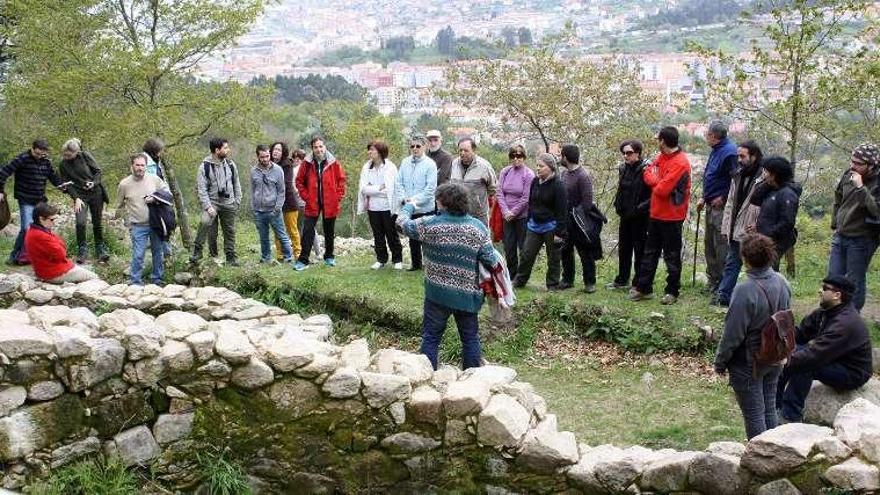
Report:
776,276,873,423
190,137,242,266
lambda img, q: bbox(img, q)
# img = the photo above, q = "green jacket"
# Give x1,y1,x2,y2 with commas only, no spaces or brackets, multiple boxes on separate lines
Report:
832,170,880,238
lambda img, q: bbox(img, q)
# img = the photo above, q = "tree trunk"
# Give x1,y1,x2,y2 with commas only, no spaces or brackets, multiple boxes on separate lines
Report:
163,160,192,249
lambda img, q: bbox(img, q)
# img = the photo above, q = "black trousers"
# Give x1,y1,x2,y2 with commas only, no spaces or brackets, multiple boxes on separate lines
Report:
299,214,336,264
367,210,402,264
615,216,649,286
635,219,683,297
408,212,432,268
561,220,596,286
514,231,562,288
501,217,527,276
74,194,105,253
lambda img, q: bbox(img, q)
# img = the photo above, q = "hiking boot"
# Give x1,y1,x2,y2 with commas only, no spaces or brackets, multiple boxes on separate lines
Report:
557,282,574,290
76,245,88,265
660,294,678,305
606,281,628,290
584,284,596,294
628,290,653,301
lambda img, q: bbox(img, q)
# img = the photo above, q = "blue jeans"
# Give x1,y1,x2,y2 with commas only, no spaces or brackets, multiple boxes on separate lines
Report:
777,345,868,421
10,201,36,262
255,211,291,261
130,224,164,285
828,233,879,311
729,363,782,439
716,240,742,305
421,298,482,370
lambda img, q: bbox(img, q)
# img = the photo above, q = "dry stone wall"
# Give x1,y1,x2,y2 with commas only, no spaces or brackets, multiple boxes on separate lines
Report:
0,272,879,494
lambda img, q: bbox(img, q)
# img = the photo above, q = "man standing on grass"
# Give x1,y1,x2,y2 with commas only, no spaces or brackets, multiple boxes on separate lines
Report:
827,143,880,312
191,137,242,267
698,121,737,300
117,154,169,286
559,144,598,293
394,135,437,271
251,144,293,264
630,126,692,305
426,129,453,187
450,137,497,226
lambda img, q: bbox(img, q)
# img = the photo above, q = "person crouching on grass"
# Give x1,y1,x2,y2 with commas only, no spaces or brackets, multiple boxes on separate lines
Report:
396,183,501,370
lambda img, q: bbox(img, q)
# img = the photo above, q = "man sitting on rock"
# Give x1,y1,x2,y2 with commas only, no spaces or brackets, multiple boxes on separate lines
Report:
776,275,874,423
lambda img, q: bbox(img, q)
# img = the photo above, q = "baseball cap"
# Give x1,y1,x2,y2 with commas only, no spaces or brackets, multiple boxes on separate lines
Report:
426,130,442,139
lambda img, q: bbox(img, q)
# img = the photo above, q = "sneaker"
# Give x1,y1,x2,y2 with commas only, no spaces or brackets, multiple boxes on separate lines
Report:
324,258,336,267
628,290,653,301
605,281,628,290
294,261,309,271
282,257,294,264
660,294,678,305
371,261,385,270
393,262,404,270
584,284,596,294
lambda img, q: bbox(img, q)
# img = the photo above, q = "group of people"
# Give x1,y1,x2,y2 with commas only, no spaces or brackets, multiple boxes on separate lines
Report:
1,127,877,409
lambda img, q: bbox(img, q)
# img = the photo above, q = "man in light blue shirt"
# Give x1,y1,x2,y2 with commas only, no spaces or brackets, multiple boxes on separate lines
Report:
394,135,437,271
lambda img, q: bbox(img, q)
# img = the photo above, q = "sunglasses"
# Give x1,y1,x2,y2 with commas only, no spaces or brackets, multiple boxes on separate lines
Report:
410,144,422,149
510,153,525,159
622,150,636,156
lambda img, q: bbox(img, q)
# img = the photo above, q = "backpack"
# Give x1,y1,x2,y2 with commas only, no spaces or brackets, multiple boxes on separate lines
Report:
203,160,236,195
671,172,689,206
753,280,796,369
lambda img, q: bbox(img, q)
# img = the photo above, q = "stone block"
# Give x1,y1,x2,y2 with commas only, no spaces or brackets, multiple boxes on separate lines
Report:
408,386,442,425
49,326,92,358
741,423,833,477
756,478,802,495
379,432,441,454
443,378,491,417
804,378,880,425
360,372,411,408
639,451,700,493
185,330,216,362
231,358,274,390
688,452,749,495
50,436,100,469
340,339,370,370
833,398,880,452
26,381,64,402
0,394,85,461
214,325,256,365
159,339,194,373
152,412,194,444
322,367,361,399
67,338,126,392
154,311,208,340
0,387,26,417
112,426,161,467
97,308,154,339
0,322,53,358
477,394,530,447
824,457,880,492
123,326,163,361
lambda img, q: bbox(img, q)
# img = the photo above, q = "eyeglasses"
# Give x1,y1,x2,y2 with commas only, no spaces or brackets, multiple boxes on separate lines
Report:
410,144,422,149
510,154,525,159
622,150,636,156
821,285,839,292
851,159,867,167
427,137,440,140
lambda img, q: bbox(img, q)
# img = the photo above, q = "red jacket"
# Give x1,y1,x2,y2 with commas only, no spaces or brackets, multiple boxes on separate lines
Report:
644,150,691,221
295,155,347,218
25,224,74,280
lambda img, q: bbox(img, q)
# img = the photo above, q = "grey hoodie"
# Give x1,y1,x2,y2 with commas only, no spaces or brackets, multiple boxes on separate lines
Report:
714,267,792,373
251,162,286,213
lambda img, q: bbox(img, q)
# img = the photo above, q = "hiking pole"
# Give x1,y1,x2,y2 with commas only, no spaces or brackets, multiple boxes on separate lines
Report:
692,207,701,287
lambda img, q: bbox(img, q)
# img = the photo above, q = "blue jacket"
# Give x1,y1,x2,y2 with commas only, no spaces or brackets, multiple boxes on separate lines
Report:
394,155,437,215
703,138,738,202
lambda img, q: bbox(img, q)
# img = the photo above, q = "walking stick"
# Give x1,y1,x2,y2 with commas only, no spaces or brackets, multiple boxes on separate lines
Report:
692,208,701,287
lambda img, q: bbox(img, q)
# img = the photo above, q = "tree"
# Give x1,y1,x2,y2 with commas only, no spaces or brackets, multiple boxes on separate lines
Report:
501,27,518,48
517,27,533,47
265,74,365,105
443,28,659,207
436,26,456,56
691,0,867,276
2,0,271,247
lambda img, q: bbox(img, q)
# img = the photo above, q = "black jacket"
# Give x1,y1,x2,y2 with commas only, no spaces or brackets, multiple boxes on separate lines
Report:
753,181,801,254
0,151,70,204
148,189,177,241
428,149,453,186
528,175,568,238
788,303,873,385
613,160,651,220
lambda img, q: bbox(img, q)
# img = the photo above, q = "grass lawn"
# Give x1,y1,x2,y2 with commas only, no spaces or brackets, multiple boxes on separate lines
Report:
2,211,877,450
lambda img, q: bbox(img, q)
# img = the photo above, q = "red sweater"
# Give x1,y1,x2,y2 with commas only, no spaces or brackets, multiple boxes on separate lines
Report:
644,150,692,221
295,157,347,218
24,224,74,280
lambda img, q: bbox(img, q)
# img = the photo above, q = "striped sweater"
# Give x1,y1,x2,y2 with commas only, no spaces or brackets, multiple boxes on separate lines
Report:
0,151,68,204
398,204,500,313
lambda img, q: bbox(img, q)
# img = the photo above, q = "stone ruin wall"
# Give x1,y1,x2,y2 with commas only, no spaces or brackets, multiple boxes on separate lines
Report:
0,271,879,494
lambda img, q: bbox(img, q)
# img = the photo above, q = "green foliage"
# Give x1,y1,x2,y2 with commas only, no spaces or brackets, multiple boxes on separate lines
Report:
29,456,139,495
635,0,745,30
254,74,366,105
195,448,252,495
